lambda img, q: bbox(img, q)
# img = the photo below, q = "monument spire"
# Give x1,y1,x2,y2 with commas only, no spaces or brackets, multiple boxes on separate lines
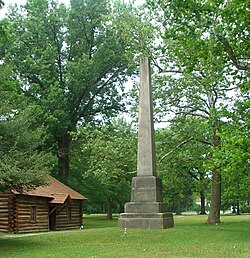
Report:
137,57,156,177
119,57,174,229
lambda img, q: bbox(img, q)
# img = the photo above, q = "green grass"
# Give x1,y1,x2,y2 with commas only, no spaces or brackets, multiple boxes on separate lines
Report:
0,214,249,257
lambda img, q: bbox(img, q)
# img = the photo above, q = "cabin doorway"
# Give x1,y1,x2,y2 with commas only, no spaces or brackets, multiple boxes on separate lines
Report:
49,206,57,230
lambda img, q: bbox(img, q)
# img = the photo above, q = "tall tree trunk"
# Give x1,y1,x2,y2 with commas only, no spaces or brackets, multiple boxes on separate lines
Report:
106,197,113,220
200,191,206,215
207,167,221,223
57,133,71,182
236,196,240,215
119,202,124,213
207,128,221,224
176,198,182,215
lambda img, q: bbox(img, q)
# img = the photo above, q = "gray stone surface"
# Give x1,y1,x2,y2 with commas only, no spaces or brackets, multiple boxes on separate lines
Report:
125,202,167,213
118,57,174,229
137,57,156,177
130,176,163,202
119,213,174,229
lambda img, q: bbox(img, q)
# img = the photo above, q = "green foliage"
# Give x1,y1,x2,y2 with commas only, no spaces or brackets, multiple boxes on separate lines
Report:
0,65,21,115
2,0,135,180
240,204,250,213
216,96,250,208
0,106,54,192
156,117,211,213
191,203,209,214
0,1,5,36
147,0,249,75
0,62,54,191
0,0,248,214
0,151,49,192
111,0,156,60
70,118,137,214
142,0,249,223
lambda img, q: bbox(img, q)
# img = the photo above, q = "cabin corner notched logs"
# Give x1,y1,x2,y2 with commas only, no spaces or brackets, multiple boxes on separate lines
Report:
0,176,87,233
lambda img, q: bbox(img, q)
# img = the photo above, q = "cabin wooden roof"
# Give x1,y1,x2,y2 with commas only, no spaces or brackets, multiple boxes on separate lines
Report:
14,175,87,203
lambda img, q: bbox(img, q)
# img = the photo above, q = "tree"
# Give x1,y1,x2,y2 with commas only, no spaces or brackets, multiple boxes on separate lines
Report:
71,118,137,219
108,0,249,222
1,8,52,191
0,0,6,40
216,98,250,214
2,0,134,182
156,117,211,214
152,60,234,223
0,121,53,192
144,0,249,224
0,67,54,191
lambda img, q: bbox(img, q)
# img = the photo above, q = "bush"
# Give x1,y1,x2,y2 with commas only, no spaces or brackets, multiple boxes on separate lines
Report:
240,204,250,213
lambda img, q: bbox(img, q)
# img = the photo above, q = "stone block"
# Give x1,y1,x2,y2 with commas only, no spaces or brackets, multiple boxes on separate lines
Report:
118,213,174,229
125,202,167,213
131,176,163,202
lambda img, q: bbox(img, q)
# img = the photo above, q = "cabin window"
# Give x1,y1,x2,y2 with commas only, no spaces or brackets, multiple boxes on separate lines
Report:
67,207,72,222
30,206,37,222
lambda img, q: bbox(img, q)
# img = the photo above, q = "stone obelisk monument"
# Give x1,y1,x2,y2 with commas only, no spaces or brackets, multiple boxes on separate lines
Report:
119,58,174,229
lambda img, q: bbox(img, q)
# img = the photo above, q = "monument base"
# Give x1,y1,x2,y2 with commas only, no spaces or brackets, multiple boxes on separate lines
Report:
118,212,174,229
118,176,174,229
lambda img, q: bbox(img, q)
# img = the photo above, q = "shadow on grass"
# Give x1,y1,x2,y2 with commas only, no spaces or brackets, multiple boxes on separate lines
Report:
0,237,47,255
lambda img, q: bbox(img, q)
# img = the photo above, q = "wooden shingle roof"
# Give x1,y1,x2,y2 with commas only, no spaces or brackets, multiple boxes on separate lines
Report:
17,175,87,203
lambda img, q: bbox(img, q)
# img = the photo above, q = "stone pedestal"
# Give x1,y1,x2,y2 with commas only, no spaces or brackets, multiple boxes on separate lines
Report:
119,176,174,229
119,212,174,229
118,58,174,229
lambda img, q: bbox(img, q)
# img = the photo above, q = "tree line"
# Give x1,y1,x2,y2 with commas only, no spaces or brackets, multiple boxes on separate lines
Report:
0,0,249,223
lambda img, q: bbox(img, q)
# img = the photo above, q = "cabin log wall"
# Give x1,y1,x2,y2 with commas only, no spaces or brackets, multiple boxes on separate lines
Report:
0,194,84,233
0,193,14,233
56,201,82,230
15,195,49,233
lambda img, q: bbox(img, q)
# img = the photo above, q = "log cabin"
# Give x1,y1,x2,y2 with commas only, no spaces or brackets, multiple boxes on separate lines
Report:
0,176,87,234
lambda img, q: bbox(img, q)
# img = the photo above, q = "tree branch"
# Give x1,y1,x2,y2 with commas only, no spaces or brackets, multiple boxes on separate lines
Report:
195,139,212,146
212,84,218,108
159,137,194,163
188,170,200,181
27,75,45,90
175,108,210,118
215,33,250,71
75,68,121,123
91,104,123,116
72,59,121,121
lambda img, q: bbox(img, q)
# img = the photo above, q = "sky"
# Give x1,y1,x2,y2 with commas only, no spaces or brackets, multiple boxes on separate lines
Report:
0,0,67,18
0,0,144,19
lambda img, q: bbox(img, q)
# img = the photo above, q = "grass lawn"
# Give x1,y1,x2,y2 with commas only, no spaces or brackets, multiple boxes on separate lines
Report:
0,214,249,258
